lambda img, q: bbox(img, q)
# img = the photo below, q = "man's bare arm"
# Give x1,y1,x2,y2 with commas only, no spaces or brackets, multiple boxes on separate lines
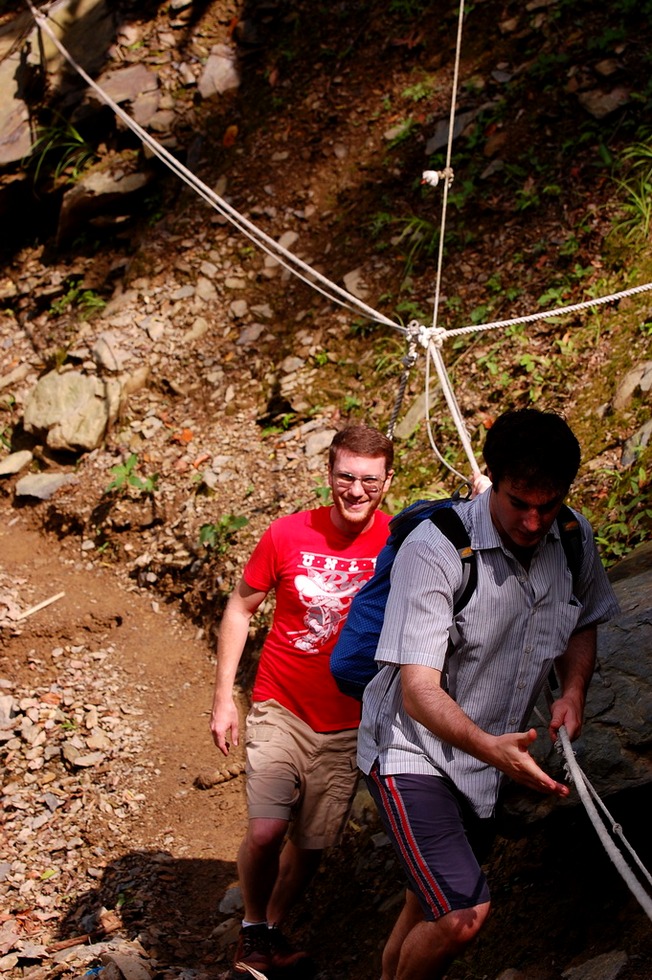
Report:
549,624,597,742
401,664,570,798
210,578,267,756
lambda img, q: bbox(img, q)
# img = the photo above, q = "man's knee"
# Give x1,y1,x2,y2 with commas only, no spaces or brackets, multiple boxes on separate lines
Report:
246,817,288,851
438,901,491,945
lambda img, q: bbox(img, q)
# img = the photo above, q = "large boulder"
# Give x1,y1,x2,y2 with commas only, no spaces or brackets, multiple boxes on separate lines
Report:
23,369,121,452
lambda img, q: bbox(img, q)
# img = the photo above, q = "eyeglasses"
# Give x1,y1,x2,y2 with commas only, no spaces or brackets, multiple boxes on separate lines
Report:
334,472,385,493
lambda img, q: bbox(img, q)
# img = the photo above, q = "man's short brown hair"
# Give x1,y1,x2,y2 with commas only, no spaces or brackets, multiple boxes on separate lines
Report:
328,424,394,472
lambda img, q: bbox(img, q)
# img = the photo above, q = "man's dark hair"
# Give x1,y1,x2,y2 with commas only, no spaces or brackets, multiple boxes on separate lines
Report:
329,424,394,472
483,408,581,492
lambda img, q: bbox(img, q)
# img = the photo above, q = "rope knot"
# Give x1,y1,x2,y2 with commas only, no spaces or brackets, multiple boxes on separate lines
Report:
418,325,448,349
421,168,455,189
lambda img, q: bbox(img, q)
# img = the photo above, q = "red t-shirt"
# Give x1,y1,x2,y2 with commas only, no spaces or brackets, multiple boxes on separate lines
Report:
243,506,391,732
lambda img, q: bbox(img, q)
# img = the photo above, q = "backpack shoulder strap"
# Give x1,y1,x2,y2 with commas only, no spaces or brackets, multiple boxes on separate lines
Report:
428,505,477,615
556,503,583,594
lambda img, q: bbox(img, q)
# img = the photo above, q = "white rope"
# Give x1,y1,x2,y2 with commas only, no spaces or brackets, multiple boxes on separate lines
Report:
430,0,466,336
411,266,652,481
557,724,652,922
427,340,480,477
25,1,404,335
26,0,652,486
442,279,652,339
533,705,652,922
423,338,469,482
579,765,652,890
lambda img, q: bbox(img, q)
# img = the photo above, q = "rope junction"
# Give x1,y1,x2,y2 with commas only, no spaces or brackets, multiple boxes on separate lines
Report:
24,0,652,478
23,0,652,936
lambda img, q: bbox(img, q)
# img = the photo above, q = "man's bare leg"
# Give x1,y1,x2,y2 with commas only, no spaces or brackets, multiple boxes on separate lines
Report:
237,817,288,922
381,890,424,980
267,838,322,925
394,901,491,980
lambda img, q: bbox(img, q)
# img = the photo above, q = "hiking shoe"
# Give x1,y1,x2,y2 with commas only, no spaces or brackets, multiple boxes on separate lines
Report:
234,924,271,974
267,926,309,969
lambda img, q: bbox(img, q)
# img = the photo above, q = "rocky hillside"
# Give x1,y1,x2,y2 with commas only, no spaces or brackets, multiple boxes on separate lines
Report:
0,0,650,597
1,1,652,978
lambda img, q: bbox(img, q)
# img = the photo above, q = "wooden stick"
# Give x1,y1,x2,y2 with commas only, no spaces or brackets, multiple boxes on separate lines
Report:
16,592,66,621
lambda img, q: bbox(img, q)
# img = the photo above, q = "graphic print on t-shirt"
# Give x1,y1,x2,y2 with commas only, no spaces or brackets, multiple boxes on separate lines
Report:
290,551,378,653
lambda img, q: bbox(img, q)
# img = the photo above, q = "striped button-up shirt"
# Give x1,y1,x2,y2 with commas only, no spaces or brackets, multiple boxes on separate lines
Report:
357,489,620,817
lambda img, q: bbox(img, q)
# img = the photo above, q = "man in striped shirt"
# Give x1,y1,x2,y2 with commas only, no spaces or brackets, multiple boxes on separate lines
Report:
357,408,619,980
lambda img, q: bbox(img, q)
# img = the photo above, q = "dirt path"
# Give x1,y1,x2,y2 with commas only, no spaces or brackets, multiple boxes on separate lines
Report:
1,509,249,978
4,509,652,980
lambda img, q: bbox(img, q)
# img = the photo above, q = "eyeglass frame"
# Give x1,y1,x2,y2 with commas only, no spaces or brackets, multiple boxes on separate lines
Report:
332,471,388,494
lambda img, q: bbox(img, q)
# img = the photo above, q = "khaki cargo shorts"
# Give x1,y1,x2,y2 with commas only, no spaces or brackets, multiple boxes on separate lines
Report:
244,699,359,849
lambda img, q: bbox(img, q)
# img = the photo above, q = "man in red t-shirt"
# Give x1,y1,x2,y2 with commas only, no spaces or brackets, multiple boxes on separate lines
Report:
210,425,394,975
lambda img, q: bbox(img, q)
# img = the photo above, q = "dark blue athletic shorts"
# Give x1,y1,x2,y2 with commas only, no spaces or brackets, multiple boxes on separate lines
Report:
365,765,494,921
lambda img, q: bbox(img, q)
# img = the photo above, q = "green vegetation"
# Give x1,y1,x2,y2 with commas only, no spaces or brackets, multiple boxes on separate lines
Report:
313,481,331,504
261,413,297,437
388,0,430,16
29,114,97,184
49,284,106,320
105,454,159,496
199,514,249,554
0,422,11,451
586,465,651,566
611,142,652,242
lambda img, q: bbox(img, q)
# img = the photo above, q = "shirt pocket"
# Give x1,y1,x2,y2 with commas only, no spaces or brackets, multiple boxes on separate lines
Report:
533,598,583,668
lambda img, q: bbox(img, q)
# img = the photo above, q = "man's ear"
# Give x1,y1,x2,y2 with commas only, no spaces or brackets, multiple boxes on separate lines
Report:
384,469,395,486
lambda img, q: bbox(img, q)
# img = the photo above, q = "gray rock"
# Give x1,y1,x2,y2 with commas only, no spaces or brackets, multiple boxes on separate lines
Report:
0,694,15,729
305,429,337,457
0,70,31,165
0,450,33,476
88,63,158,108
393,388,441,440
264,231,299,269
23,370,122,452
132,91,162,128
196,276,218,303
343,268,370,301
613,360,652,410
99,951,153,980
426,110,478,155
577,86,631,119
230,299,249,318
183,318,210,343
0,363,31,391
197,44,240,99
218,883,243,914
0,1,113,163
57,169,151,246
92,332,132,372
237,323,266,347
35,0,115,88
561,949,627,980
621,418,652,467
280,356,305,374
15,472,78,500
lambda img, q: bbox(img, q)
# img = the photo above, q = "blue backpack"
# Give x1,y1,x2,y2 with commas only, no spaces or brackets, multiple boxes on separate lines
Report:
329,495,583,701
